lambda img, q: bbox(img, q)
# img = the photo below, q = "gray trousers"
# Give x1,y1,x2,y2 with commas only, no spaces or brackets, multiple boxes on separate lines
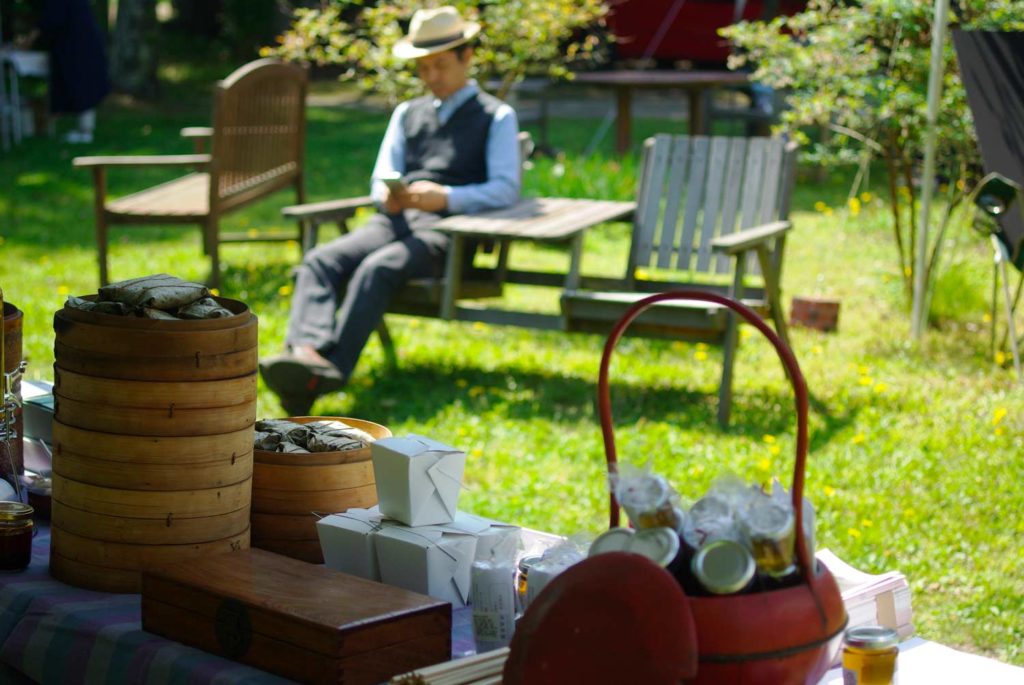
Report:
285,210,449,377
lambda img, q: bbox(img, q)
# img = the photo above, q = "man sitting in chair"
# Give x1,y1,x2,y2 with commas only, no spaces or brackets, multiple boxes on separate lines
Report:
260,5,521,415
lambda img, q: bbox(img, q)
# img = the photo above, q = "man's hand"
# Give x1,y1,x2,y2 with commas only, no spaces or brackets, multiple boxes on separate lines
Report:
382,187,405,214
403,181,449,213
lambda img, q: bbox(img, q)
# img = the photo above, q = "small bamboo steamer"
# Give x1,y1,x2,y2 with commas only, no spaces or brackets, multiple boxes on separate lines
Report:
250,416,389,562
52,477,251,519
51,500,251,544
52,449,252,490
52,421,253,465
54,392,255,436
49,526,251,594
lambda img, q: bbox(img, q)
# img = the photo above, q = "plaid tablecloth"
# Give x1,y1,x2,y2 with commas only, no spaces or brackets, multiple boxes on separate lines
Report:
0,523,479,685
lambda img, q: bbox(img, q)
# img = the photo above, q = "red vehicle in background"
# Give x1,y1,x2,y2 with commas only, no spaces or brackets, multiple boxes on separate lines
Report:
606,0,808,67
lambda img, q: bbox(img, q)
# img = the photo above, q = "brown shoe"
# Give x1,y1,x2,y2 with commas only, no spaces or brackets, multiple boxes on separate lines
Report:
259,352,346,415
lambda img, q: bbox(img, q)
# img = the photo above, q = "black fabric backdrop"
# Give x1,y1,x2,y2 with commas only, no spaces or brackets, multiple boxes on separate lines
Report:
953,30,1024,269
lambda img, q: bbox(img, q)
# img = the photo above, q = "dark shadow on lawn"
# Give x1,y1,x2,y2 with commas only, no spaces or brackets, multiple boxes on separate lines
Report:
310,360,862,449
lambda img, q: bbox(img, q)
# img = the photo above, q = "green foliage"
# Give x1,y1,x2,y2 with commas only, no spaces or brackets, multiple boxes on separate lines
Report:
722,0,1024,307
264,0,609,103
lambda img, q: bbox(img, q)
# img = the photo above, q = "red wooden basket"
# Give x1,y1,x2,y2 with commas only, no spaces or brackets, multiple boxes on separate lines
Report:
598,290,848,685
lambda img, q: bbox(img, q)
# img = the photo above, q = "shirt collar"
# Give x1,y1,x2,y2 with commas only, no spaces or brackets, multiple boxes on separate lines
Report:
434,80,479,124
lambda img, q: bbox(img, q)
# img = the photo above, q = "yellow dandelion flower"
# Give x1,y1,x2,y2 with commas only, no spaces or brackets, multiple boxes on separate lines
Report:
689,464,705,477
696,342,709,351
823,207,834,216
409,318,420,327
848,197,861,216
993,407,1008,425
848,528,861,538
824,485,837,497
694,350,708,361
995,426,1006,436
740,327,753,340
457,426,468,436
898,186,911,197
860,192,873,203
852,433,865,444
285,240,298,249
471,448,483,458
57,285,70,296
858,365,870,375
769,445,781,456
983,313,992,323
814,201,828,212
469,386,485,397
763,434,776,444
758,457,772,470
812,345,823,355
873,382,887,393
209,287,220,297
635,268,650,281
861,519,873,528
903,507,916,518
246,228,260,238
671,341,686,351
904,266,913,277
956,179,966,191
995,350,1008,365
455,379,468,388
858,376,873,386
278,284,292,296
472,322,487,331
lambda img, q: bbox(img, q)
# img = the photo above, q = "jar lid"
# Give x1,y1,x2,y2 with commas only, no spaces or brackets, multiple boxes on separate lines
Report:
590,527,680,568
844,625,899,650
691,539,755,594
517,554,543,574
0,501,34,521
589,527,636,556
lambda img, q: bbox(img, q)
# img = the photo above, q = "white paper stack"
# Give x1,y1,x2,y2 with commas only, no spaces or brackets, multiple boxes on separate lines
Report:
817,548,914,647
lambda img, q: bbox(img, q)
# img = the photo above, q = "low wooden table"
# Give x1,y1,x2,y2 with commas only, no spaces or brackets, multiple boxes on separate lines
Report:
433,197,635,324
571,70,751,154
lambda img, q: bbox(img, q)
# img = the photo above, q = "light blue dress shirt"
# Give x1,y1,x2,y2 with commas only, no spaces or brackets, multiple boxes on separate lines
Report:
370,80,521,215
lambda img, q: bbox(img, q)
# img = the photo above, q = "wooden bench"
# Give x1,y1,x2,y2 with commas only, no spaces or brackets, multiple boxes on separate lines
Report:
561,134,798,426
73,59,308,288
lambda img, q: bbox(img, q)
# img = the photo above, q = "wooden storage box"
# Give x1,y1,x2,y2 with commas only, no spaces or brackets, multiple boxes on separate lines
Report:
142,548,452,685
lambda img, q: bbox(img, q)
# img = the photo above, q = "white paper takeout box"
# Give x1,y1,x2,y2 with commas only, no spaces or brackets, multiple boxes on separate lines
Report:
371,435,466,526
373,512,510,607
316,506,384,581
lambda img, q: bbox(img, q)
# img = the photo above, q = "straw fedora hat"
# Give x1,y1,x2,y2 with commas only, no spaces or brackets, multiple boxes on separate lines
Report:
393,6,481,59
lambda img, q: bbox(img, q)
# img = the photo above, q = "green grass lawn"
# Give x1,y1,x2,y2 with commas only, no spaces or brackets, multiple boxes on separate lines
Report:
1,76,1022,666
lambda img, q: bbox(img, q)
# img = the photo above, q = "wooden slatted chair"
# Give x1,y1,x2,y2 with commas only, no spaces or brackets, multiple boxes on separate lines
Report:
561,134,798,426
73,59,307,288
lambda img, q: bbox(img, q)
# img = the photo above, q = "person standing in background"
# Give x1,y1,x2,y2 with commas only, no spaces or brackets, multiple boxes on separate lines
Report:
28,0,111,143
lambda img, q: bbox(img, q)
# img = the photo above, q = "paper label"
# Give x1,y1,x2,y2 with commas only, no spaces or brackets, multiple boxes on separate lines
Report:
470,562,515,652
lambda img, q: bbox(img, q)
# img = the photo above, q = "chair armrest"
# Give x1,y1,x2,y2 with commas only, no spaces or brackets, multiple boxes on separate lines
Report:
180,127,213,139
711,220,791,255
72,154,212,168
282,196,374,221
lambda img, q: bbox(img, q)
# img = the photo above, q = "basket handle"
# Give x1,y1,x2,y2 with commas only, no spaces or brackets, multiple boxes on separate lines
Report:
598,290,813,583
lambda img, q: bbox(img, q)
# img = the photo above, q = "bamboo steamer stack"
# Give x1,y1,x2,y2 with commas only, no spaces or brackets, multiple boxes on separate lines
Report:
49,297,257,593
251,416,389,563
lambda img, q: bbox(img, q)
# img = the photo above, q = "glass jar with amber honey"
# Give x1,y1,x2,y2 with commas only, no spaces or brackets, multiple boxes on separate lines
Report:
842,625,898,684
0,502,34,571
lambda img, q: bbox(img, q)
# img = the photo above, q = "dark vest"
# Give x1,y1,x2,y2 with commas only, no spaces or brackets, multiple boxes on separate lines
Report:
401,91,502,188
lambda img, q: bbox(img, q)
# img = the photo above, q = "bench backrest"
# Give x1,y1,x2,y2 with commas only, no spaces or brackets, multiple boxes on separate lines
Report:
209,59,307,211
629,134,797,284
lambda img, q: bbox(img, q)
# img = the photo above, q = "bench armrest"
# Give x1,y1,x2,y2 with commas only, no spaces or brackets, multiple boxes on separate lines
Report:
710,220,791,255
282,196,374,221
72,154,212,169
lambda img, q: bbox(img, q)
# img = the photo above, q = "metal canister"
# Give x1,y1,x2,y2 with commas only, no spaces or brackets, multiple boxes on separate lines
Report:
690,539,755,595
842,626,898,684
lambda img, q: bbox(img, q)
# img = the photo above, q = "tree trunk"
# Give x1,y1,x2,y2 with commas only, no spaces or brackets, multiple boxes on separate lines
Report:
110,0,159,99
